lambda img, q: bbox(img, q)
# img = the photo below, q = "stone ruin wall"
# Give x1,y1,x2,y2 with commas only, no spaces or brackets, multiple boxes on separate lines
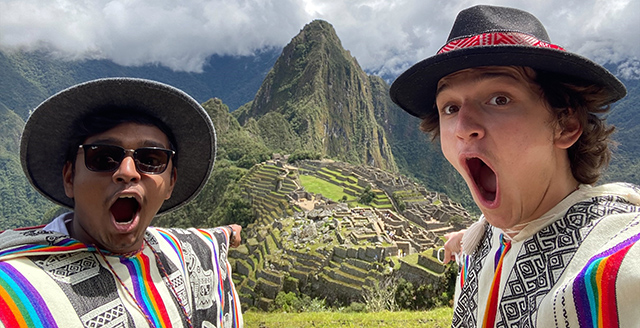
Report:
230,159,475,309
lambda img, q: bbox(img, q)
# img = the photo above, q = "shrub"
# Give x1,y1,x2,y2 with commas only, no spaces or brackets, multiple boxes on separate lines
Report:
363,277,398,312
274,291,298,312
272,292,328,313
288,150,322,163
358,185,376,205
393,265,458,310
343,302,367,313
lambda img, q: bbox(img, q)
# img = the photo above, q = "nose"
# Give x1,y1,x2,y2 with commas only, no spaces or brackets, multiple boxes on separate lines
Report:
112,154,141,183
455,103,485,140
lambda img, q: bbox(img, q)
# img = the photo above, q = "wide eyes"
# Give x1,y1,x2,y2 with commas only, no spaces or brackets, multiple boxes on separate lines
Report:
439,95,511,115
441,104,460,115
488,95,511,106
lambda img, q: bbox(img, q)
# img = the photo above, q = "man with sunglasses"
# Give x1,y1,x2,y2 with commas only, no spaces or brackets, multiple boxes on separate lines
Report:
0,78,243,327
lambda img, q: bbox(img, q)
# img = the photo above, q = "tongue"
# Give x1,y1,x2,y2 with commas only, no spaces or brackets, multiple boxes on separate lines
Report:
111,198,138,223
479,164,497,193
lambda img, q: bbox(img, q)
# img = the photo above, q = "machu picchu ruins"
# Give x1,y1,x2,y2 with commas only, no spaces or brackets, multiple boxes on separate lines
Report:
228,158,474,310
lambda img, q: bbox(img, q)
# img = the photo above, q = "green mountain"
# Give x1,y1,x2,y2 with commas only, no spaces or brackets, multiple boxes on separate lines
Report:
234,20,397,172
603,76,640,183
368,76,476,210
1,19,639,231
0,49,279,120
0,107,58,228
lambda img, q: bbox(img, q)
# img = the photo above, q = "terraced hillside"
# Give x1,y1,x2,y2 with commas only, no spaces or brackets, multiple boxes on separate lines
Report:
228,159,474,310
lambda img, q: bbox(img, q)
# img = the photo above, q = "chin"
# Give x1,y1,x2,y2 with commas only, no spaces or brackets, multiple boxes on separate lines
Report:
482,212,516,232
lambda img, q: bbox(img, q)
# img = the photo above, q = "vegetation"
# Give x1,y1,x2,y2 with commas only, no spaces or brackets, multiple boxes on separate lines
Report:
3,20,638,231
358,185,376,205
243,307,454,328
233,20,397,172
250,260,458,314
299,174,355,202
0,151,57,228
288,149,322,163
0,20,638,328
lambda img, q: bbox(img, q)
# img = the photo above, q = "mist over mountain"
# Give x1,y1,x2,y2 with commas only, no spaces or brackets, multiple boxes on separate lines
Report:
0,19,638,230
0,48,280,120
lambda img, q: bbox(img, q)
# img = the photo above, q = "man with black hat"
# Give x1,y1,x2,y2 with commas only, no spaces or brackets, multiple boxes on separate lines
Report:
391,5,639,328
0,78,243,327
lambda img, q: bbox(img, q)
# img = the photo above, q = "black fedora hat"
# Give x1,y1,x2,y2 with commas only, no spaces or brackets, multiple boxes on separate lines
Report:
20,78,216,215
390,5,627,118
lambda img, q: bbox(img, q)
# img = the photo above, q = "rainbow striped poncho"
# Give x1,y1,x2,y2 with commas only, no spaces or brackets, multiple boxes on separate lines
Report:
0,225,243,328
452,183,640,328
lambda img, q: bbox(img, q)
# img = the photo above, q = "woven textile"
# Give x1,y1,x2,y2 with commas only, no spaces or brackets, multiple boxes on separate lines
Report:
452,183,640,328
0,225,243,327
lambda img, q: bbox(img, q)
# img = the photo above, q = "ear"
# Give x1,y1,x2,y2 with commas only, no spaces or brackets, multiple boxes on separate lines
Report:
164,167,177,200
554,109,583,150
62,161,75,198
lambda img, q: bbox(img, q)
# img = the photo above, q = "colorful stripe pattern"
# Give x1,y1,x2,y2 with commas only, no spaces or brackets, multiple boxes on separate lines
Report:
120,252,173,328
157,228,186,273
0,262,58,327
573,232,640,328
197,229,226,325
459,255,469,290
196,228,242,328
438,32,566,54
0,227,243,328
0,238,91,259
483,234,511,328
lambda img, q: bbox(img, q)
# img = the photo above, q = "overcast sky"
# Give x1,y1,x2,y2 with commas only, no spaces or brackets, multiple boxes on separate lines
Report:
1,0,638,79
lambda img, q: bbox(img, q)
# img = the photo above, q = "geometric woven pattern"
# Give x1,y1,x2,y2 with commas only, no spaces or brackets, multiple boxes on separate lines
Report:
0,225,243,328
497,195,640,327
35,252,100,285
438,32,565,54
452,223,493,327
452,194,640,327
81,300,128,328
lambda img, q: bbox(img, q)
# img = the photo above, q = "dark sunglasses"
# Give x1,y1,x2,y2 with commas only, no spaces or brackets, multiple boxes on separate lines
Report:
78,144,175,174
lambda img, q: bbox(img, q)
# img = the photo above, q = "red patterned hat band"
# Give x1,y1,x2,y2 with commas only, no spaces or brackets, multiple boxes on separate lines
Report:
437,32,565,54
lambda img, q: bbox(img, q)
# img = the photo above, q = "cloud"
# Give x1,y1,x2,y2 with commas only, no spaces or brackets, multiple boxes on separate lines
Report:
0,0,309,71
311,0,640,78
1,0,638,78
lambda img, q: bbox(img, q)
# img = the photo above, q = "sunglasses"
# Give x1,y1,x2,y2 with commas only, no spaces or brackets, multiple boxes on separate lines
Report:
78,144,175,174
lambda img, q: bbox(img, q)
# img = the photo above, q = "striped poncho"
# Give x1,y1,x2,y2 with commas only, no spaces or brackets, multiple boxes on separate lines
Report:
0,219,243,328
452,183,640,328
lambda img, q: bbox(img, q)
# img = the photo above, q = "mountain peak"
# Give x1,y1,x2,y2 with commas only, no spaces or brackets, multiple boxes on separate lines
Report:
234,19,395,171
295,19,343,46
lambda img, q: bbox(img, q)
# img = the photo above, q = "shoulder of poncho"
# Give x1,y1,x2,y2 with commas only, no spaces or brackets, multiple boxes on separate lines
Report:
148,226,223,238
0,226,64,249
584,182,640,206
146,226,227,251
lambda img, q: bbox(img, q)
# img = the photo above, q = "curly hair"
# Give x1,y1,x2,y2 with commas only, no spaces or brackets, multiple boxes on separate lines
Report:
420,66,617,185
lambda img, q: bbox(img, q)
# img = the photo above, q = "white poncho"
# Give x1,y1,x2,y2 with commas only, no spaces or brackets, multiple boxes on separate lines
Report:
452,183,640,327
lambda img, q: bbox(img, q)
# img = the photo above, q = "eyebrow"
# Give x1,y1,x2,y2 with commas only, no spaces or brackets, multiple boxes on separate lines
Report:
436,71,522,97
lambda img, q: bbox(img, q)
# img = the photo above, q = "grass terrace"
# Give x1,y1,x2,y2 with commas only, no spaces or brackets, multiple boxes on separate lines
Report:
299,174,357,202
244,308,454,328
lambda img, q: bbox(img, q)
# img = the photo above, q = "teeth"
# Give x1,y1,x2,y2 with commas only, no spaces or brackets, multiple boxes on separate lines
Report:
119,195,135,199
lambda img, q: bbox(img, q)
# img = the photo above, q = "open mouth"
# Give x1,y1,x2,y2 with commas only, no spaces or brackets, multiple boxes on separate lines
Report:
467,157,497,203
110,196,140,224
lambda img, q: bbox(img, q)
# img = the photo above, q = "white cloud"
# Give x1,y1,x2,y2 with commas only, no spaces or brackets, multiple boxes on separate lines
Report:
0,0,638,77
0,0,309,71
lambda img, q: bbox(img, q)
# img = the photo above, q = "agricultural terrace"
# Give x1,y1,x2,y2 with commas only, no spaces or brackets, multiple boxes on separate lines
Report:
299,166,393,208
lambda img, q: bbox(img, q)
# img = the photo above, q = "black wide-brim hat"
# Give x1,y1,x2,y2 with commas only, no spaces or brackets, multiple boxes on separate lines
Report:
20,77,216,215
390,5,627,118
